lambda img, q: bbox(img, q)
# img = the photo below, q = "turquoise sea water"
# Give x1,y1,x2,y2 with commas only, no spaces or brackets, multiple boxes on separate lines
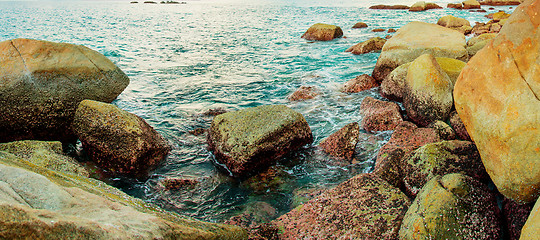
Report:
0,0,515,222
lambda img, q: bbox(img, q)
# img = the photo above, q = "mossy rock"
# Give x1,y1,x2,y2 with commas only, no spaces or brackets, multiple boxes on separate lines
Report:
0,140,89,177
0,151,247,239
207,105,313,178
399,173,501,239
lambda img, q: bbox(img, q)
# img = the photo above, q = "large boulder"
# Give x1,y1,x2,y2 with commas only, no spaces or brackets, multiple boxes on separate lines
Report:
399,173,502,239
401,140,488,197
454,0,540,203
372,21,467,81
319,122,360,160
520,197,540,240
345,37,386,55
0,151,246,239
404,54,454,126
72,100,171,179
273,173,411,239
207,105,313,177
437,15,472,34
301,23,343,41
0,38,129,143
359,96,403,132
0,140,88,177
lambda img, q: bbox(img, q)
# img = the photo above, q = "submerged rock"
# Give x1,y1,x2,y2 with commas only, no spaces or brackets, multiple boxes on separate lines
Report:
454,0,540,203
360,97,403,132
0,38,129,143
404,54,454,126
319,122,360,160
0,151,246,239
72,100,171,180
399,173,502,239
207,105,313,177
401,140,487,197
345,37,386,55
301,23,343,41
273,173,410,239
372,21,467,81
288,86,319,101
341,74,378,93
0,140,89,177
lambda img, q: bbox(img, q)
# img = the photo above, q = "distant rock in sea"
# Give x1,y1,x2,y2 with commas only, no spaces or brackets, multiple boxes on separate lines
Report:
301,23,343,41
369,4,409,10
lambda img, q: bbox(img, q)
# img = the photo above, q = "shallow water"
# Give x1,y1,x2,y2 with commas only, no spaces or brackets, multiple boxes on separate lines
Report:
0,0,515,222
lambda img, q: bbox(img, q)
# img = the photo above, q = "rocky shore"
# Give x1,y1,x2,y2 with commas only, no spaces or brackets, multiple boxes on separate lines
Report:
0,0,538,239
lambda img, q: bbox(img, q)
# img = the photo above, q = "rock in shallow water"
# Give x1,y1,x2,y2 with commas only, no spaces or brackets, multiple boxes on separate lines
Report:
72,100,171,180
318,122,359,160
360,96,403,132
0,151,246,239
345,37,386,55
207,105,313,178
399,173,502,239
454,0,540,203
273,173,410,239
301,23,343,41
287,86,319,101
0,38,129,143
341,74,378,93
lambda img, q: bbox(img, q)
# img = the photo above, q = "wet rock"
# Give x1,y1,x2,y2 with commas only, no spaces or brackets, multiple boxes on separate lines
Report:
160,177,198,190
0,140,89,177
372,21,467,81
72,100,171,179
449,111,471,141
404,54,453,126
319,122,360,160
360,97,403,132
369,4,410,9
399,173,502,239
242,165,291,194
427,120,456,140
301,23,343,41
287,86,319,101
463,0,482,9
0,38,129,143
352,22,368,28
341,74,378,93
273,173,411,239
207,105,313,177
291,188,326,208
189,128,207,136
0,151,246,239
401,140,487,197
480,0,523,5
203,108,227,116
520,197,540,240
388,28,396,33
225,201,277,229
454,0,540,203
503,198,534,240
409,1,442,11
375,121,441,187
345,37,386,55
372,28,385,32
448,3,463,8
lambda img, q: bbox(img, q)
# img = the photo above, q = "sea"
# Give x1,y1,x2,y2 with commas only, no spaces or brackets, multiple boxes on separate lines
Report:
0,0,515,223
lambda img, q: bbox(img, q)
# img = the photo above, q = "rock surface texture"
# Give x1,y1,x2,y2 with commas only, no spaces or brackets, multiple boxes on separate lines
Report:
520,197,539,240
0,38,129,143
72,100,171,179
360,96,403,132
288,86,319,101
345,37,386,55
301,23,343,41
341,74,378,93
454,0,540,203
319,122,360,160
372,21,467,81
404,54,454,126
0,151,246,239
400,174,501,239
207,105,313,177
273,173,410,240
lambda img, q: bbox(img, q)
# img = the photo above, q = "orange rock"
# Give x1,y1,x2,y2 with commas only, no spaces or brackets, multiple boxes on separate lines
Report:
288,86,319,101
345,37,386,55
301,23,343,41
454,0,540,203
341,74,378,93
